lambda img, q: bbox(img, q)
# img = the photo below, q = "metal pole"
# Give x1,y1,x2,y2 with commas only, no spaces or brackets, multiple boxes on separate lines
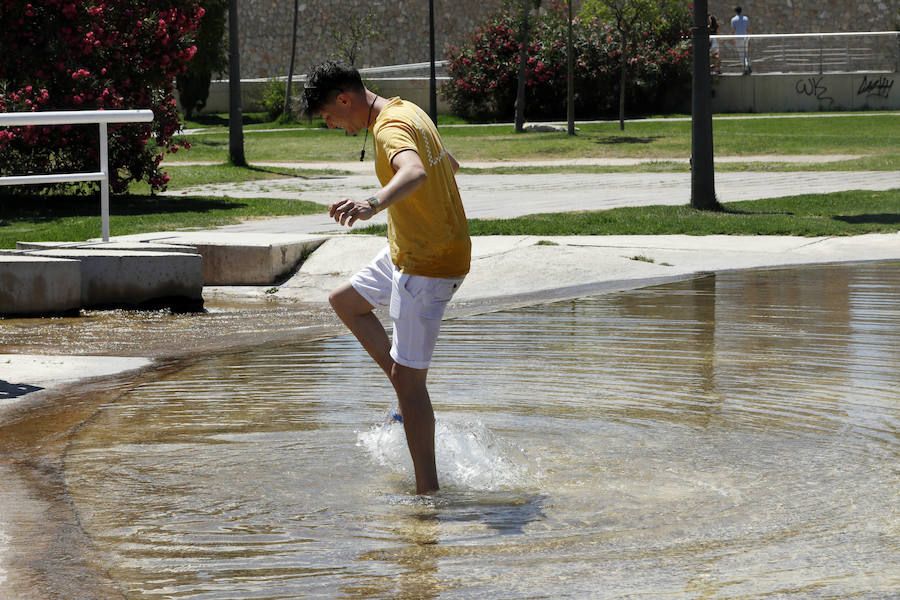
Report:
428,0,438,124
228,0,246,166
99,122,110,242
819,35,824,74
690,0,721,211
567,0,575,136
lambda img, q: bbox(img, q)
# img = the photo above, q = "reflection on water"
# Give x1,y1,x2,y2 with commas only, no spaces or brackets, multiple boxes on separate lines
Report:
64,263,900,599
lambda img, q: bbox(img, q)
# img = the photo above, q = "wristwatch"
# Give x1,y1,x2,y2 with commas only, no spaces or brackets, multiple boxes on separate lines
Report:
365,196,381,212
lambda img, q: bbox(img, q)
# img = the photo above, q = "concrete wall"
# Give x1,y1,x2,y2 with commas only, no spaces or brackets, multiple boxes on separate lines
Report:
204,71,897,116
707,1,900,34
712,71,899,112
203,77,453,115
234,0,511,79
234,1,896,80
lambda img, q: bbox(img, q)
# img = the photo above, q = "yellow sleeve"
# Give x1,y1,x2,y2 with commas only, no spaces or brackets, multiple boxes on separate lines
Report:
377,121,419,165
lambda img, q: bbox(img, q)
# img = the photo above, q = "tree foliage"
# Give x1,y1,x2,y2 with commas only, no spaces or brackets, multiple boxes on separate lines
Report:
0,0,204,193
320,6,380,67
177,0,227,119
443,0,692,122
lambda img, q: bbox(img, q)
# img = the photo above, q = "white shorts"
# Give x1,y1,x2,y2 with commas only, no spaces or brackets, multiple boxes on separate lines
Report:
349,246,464,370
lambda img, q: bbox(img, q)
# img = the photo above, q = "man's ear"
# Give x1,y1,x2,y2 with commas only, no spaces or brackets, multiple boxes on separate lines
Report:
336,92,352,107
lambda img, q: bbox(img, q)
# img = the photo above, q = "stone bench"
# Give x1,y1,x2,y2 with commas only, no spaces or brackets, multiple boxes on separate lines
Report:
0,255,81,317
5,244,203,313
104,232,330,285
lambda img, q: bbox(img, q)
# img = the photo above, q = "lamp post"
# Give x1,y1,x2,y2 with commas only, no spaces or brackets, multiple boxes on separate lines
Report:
228,0,246,167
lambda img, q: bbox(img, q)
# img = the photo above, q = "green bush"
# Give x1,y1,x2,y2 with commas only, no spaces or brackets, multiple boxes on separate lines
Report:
261,78,286,121
442,1,693,122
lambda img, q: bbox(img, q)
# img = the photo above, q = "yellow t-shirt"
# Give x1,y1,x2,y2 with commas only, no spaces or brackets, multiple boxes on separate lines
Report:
372,98,471,278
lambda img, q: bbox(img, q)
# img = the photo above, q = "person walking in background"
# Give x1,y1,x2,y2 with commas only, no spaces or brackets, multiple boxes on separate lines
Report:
302,61,470,495
731,6,751,74
709,15,721,74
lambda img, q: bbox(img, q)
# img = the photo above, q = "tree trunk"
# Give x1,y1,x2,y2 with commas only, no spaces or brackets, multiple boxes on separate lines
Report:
618,27,627,131
228,0,246,166
566,0,575,135
514,1,530,132
283,0,299,118
690,0,721,210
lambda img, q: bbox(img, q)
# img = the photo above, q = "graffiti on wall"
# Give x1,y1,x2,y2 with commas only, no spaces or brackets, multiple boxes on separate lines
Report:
795,77,834,106
857,75,894,99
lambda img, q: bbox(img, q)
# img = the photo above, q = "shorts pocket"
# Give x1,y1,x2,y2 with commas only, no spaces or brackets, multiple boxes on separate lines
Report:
411,277,462,320
391,275,463,321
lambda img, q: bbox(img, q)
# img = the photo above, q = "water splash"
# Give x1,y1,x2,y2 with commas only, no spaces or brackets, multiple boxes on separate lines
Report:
357,412,542,492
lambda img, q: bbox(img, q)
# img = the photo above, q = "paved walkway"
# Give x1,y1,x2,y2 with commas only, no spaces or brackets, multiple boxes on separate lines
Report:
161,165,900,234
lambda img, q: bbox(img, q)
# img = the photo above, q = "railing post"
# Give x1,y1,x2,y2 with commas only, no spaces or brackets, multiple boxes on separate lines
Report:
819,35,824,74
99,121,110,242
846,35,851,71
896,32,899,72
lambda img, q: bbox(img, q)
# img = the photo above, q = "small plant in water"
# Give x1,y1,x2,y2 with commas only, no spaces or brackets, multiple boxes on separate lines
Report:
265,287,279,294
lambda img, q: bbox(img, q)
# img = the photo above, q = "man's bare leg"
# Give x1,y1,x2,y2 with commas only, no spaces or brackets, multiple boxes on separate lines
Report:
391,363,439,494
329,283,394,377
330,283,439,494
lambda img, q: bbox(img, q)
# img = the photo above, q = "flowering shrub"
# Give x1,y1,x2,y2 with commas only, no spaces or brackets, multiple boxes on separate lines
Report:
442,1,693,122
0,0,205,193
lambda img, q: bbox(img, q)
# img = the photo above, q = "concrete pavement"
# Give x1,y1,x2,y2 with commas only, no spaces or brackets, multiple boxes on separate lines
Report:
204,233,900,309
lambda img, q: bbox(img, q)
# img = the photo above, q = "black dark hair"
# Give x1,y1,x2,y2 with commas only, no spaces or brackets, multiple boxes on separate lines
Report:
734,6,742,13
302,61,365,118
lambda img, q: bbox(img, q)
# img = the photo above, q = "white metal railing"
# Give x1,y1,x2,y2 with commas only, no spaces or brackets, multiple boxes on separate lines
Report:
711,31,899,75
240,61,452,84
0,109,154,241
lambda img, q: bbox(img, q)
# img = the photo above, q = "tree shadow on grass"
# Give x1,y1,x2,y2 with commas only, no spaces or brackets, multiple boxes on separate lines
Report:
832,213,900,225
0,193,244,223
187,114,270,127
594,135,662,145
188,138,226,148
721,208,796,216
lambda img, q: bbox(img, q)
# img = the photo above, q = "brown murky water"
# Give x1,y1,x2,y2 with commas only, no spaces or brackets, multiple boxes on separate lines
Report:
5,263,900,599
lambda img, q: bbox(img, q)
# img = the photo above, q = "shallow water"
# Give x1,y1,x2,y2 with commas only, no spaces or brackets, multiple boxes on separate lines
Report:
64,263,899,599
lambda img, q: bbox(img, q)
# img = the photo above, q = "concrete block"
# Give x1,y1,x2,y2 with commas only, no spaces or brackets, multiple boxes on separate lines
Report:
24,249,203,311
0,255,81,316
17,241,199,255
104,232,330,285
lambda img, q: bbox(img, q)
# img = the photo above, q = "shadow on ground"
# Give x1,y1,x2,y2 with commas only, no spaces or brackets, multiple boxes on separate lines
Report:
0,380,43,400
595,135,662,145
833,213,900,225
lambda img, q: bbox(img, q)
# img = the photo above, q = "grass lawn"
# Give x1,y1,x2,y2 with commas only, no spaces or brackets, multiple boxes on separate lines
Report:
0,194,323,249
127,163,352,193
458,153,900,174
3,112,897,248
3,188,897,249
351,189,900,238
166,112,900,167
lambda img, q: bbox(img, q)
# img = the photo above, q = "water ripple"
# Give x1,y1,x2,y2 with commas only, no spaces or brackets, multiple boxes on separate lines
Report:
63,263,900,599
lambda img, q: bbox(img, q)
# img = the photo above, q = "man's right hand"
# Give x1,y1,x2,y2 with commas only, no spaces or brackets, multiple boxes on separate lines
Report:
329,198,376,228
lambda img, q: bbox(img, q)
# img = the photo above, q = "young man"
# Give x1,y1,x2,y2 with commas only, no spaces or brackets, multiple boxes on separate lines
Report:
303,61,470,495
730,6,751,74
